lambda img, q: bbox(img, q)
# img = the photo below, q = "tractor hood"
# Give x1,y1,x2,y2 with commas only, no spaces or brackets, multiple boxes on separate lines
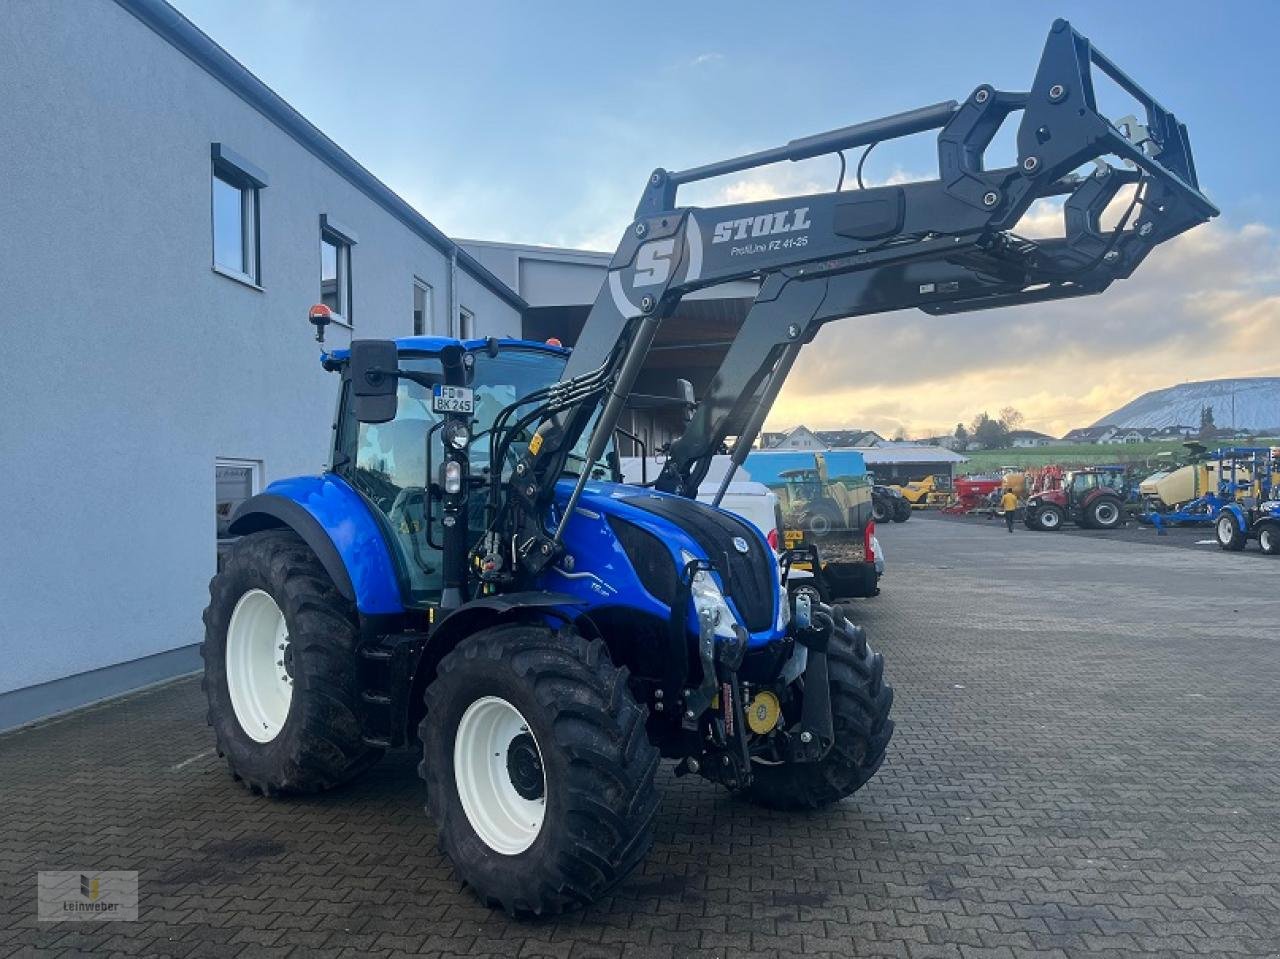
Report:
545,480,783,648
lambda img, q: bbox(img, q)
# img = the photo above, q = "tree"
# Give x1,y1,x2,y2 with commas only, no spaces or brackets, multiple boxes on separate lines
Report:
970,411,1012,449
953,422,969,451
892,426,907,442
1199,404,1217,439
999,406,1025,431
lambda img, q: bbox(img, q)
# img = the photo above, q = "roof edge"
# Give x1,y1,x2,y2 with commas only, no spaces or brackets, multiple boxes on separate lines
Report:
113,0,526,313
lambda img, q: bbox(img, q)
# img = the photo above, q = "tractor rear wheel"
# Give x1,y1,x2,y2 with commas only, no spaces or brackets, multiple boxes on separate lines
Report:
1258,522,1280,555
1087,496,1124,530
201,529,382,795
1216,513,1247,551
739,621,894,811
419,624,660,917
892,499,911,522
804,501,844,538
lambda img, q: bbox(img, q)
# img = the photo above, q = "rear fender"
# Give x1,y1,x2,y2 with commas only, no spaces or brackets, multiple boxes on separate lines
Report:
227,474,403,615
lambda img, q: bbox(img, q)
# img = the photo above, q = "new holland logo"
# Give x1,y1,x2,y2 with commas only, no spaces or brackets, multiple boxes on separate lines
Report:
711,207,811,244
732,536,751,554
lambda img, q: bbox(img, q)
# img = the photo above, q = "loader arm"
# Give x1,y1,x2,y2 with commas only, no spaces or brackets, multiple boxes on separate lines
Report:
499,19,1216,574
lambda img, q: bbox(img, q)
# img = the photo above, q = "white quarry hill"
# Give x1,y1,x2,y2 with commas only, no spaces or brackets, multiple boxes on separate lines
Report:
1091,377,1280,431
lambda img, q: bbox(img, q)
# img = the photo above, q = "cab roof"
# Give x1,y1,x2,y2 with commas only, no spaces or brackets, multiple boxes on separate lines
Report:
323,336,569,364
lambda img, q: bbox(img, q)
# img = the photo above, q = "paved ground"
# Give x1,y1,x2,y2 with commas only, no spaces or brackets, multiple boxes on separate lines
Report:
928,509,1252,554
3,519,1280,958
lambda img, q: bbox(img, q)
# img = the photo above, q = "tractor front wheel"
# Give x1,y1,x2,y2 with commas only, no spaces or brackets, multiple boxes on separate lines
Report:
201,530,382,795
1258,522,1280,555
1034,504,1064,531
739,621,894,811
1216,513,1247,551
419,624,660,917
871,496,893,525
892,499,911,522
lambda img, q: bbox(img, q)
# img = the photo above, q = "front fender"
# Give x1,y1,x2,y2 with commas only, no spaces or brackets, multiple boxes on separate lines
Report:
228,474,403,615
1218,503,1248,533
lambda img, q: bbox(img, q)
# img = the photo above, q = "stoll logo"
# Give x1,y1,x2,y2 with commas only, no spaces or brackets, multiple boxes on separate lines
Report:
38,871,138,921
711,207,811,244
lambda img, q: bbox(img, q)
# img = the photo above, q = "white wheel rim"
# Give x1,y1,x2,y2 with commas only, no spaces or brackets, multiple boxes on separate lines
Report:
454,696,546,855
1096,503,1119,525
226,589,293,743
1042,510,1060,528
1262,529,1273,551
1218,518,1234,544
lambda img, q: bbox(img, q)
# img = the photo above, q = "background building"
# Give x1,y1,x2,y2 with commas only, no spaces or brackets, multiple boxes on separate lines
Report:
1,0,523,729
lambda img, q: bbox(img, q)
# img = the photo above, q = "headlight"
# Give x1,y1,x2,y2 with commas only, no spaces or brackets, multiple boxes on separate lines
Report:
443,419,470,450
680,550,740,640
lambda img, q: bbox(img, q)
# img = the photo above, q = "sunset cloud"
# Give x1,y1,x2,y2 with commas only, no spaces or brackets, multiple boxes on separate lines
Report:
766,220,1280,437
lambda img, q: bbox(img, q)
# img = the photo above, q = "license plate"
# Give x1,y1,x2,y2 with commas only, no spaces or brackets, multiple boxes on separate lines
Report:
431,385,473,414
783,529,805,548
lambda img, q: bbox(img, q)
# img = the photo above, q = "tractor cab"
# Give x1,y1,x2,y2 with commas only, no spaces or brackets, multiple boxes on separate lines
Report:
1065,467,1126,501
326,335,580,607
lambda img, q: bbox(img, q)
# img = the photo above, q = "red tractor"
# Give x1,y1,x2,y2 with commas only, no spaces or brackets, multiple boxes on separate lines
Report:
1024,466,1128,531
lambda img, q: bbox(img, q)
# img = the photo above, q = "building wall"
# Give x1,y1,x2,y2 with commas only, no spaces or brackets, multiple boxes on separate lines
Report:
0,1,521,703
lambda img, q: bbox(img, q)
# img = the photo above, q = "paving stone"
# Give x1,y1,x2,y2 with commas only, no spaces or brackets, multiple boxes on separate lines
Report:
2,517,1279,957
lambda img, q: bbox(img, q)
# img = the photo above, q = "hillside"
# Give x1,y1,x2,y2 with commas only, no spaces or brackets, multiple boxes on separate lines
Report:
1091,377,1280,431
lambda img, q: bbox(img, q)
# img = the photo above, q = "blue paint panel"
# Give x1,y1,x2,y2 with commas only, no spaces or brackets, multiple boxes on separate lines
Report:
538,480,782,649
263,474,404,615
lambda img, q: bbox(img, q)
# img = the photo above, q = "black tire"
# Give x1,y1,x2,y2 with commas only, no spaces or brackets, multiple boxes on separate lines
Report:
201,529,382,795
803,501,844,539
1036,504,1064,532
740,622,894,811
1087,495,1124,530
419,624,660,917
1258,522,1280,555
871,495,893,525
892,499,911,522
1216,512,1247,551
1023,508,1042,531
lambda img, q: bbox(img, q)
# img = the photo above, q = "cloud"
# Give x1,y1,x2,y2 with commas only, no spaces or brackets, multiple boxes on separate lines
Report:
766,219,1280,437
691,52,724,66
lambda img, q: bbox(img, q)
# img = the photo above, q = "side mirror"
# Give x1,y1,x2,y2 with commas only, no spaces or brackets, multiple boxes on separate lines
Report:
349,340,399,423
677,378,696,423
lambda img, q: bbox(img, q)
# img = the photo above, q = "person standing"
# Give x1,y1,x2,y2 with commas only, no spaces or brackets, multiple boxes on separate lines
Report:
999,487,1020,533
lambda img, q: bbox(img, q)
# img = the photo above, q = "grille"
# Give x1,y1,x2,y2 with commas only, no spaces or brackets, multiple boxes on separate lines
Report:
621,494,774,632
608,516,679,607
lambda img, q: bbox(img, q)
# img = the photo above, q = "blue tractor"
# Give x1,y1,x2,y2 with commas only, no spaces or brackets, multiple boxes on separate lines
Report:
1212,448,1280,554
203,21,1214,916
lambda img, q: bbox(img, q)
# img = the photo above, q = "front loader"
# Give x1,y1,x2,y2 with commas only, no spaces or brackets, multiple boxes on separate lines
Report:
203,21,1215,917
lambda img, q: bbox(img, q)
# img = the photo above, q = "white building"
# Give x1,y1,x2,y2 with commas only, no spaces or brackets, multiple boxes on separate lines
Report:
1,0,524,729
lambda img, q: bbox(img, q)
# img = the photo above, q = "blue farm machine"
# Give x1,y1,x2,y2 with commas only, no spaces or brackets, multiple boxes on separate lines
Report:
1139,446,1279,546
202,22,1215,916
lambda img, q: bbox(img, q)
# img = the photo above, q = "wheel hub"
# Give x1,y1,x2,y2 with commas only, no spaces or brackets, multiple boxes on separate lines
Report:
225,589,293,743
506,733,545,800
453,696,546,855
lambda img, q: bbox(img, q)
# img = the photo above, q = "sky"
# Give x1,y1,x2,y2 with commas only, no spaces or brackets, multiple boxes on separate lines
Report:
173,0,1280,437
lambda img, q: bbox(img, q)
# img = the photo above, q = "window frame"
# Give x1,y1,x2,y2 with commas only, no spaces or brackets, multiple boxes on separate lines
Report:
210,144,267,288
319,214,358,325
413,278,433,335
458,306,475,339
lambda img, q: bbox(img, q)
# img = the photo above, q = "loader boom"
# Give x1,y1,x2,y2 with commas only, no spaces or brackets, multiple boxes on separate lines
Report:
499,19,1216,575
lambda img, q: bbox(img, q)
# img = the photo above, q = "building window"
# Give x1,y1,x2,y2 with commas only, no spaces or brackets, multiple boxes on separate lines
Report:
210,144,267,286
216,458,262,570
459,307,475,339
319,214,357,323
413,279,432,335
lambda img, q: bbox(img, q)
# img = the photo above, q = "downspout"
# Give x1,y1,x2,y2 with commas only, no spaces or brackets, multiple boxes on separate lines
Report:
449,247,458,337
